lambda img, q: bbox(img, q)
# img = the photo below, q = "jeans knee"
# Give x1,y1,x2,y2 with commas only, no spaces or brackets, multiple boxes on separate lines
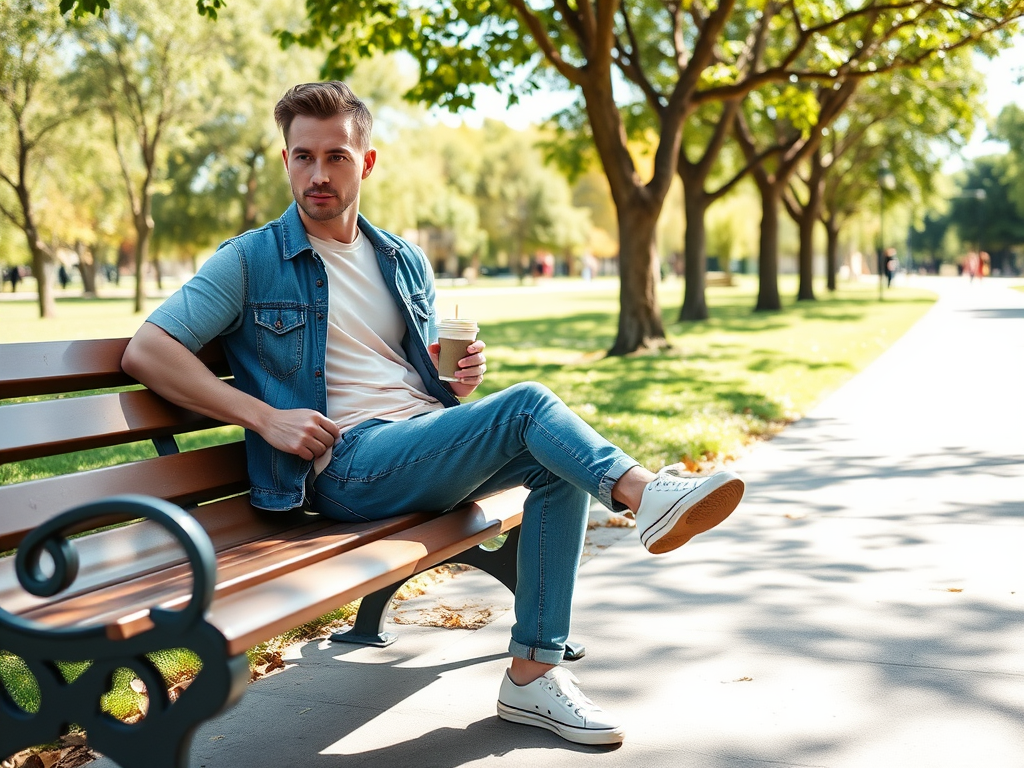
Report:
505,380,560,409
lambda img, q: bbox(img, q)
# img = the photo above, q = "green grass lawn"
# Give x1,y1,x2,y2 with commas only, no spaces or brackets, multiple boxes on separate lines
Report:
448,275,935,467
3,274,935,474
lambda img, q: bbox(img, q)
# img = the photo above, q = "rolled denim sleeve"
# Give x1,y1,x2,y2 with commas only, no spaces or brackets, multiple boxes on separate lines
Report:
148,244,245,353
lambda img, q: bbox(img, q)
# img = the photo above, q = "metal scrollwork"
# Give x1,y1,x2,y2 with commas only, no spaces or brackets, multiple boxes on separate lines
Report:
0,495,250,768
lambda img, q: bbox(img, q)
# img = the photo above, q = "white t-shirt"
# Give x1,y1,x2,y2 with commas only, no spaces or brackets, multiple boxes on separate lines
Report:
309,231,443,472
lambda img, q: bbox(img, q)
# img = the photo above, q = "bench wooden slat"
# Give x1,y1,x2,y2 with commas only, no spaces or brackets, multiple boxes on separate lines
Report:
0,390,223,463
0,495,317,614
0,442,250,551
12,509,435,631
0,338,132,399
6,487,525,654
0,338,230,399
209,487,528,655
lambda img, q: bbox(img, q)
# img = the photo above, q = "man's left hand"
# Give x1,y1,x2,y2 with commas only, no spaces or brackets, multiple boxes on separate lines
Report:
428,339,487,398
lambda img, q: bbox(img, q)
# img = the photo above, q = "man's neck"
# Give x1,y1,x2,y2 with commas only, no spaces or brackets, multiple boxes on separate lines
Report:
297,206,361,244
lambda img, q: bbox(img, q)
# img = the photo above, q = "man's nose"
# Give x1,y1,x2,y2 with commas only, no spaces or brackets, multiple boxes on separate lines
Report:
311,161,329,184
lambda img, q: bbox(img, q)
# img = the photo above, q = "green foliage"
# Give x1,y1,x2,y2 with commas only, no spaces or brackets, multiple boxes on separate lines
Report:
60,0,225,18
360,117,593,269
0,649,202,721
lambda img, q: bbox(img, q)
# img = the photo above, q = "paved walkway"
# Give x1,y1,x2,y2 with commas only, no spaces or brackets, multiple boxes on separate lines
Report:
96,276,1024,768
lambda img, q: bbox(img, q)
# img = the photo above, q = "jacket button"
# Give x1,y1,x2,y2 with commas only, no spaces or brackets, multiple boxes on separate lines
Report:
274,320,283,329
314,370,322,378
316,279,324,287
317,313,324,320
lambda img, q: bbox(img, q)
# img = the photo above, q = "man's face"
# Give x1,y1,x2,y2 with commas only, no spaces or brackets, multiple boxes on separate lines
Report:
282,114,375,229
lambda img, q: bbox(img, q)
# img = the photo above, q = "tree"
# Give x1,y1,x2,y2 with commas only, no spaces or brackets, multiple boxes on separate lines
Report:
65,0,1024,331
0,1,82,317
70,0,217,312
800,54,981,292
951,156,1024,260
150,0,323,270
732,2,1020,311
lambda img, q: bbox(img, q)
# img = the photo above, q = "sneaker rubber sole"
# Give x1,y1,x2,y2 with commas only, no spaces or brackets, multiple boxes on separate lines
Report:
640,474,744,554
497,701,625,745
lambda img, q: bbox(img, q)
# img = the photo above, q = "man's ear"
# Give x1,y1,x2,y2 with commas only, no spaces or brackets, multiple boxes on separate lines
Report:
362,148,377,180
281,147,289,171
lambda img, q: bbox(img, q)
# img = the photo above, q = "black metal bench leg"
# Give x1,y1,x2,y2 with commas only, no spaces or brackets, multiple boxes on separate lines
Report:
331,527,585,661
330,580,403,647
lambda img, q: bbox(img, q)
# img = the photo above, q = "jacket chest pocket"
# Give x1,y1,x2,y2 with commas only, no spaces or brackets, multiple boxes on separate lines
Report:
254,307,305,379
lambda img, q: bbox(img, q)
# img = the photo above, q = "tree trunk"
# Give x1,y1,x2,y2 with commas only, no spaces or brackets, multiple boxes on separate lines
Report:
756,187,782,312
579,70,678,356
241,150,260,233
133,213,152,314
679,184,709,321
77,240,98,296
609,205,667,356
30,240,57,318
23,215,56,318
796,159,825,302
825,219,840,292
796,207,816,301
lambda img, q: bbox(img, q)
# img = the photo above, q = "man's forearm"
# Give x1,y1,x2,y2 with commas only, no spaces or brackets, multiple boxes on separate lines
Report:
122,323,339,461
122,322,272,433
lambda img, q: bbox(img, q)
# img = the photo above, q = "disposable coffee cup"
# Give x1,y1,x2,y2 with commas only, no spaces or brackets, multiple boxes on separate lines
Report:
437,319,479,381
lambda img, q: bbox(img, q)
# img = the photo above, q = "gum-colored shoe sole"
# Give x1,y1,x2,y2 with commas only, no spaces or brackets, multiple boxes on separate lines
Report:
642,477,744,554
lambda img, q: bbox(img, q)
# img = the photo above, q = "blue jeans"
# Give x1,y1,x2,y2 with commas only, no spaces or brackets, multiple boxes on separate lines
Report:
309,382,638,665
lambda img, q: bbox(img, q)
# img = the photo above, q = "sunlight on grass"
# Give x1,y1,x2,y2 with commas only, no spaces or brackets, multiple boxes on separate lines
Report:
3,275,936,471
462,275,935,467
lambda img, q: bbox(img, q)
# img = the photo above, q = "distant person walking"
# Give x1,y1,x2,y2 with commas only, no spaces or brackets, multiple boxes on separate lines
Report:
963,251,981,282
884,248,898,288
5,265,22,292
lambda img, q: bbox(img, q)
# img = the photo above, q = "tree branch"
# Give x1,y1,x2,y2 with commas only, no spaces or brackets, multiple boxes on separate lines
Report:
613,3,664,114
506,0,586,85
0,196,26,230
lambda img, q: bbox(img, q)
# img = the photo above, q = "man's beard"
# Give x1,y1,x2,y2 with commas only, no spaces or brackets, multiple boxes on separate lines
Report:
295,185,357,222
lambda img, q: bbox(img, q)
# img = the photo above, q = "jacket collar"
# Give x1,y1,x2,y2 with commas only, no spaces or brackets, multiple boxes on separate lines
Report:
279,202,400,261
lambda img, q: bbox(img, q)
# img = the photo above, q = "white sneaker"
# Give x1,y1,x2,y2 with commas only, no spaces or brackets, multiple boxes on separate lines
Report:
635,468,744,554
497,667,624,745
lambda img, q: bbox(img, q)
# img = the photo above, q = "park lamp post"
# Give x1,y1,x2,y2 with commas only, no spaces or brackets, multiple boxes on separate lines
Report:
877,161,897,300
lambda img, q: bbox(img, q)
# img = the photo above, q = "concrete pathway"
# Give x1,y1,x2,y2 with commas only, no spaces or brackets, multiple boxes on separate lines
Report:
96,276,1024,768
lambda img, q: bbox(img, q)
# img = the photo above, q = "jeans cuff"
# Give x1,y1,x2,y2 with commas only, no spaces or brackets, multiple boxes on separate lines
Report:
598,456,641,513
508,638,566,666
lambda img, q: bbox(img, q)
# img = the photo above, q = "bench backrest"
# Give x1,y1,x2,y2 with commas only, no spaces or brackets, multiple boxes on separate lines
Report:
0,338,247,551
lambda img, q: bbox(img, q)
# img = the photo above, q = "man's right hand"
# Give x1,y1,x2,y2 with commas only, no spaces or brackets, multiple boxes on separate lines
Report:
257,408,340,461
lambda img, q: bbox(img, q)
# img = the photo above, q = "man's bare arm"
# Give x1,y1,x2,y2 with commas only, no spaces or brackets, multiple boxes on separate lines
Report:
122,323,339,461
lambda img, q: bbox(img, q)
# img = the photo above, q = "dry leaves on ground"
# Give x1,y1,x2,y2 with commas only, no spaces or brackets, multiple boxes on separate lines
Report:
4,734,96,768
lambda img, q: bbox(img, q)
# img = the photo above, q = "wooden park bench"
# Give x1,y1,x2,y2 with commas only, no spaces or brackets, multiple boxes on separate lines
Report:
0,337,582,768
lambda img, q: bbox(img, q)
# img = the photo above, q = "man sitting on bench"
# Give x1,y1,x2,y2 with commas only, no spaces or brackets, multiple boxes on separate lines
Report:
122,81,745,747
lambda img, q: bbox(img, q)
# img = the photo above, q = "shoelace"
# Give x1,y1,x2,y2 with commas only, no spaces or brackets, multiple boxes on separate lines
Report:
648,475,702,493
546,668,598,717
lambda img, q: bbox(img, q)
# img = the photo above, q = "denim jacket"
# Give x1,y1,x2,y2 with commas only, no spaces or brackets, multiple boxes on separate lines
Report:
148,202,460,510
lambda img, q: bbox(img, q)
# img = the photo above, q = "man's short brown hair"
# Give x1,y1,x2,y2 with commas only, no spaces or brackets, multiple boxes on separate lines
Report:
274,82,373,150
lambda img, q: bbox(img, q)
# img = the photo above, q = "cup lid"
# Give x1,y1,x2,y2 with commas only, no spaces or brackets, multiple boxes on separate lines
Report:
437,318,478,330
